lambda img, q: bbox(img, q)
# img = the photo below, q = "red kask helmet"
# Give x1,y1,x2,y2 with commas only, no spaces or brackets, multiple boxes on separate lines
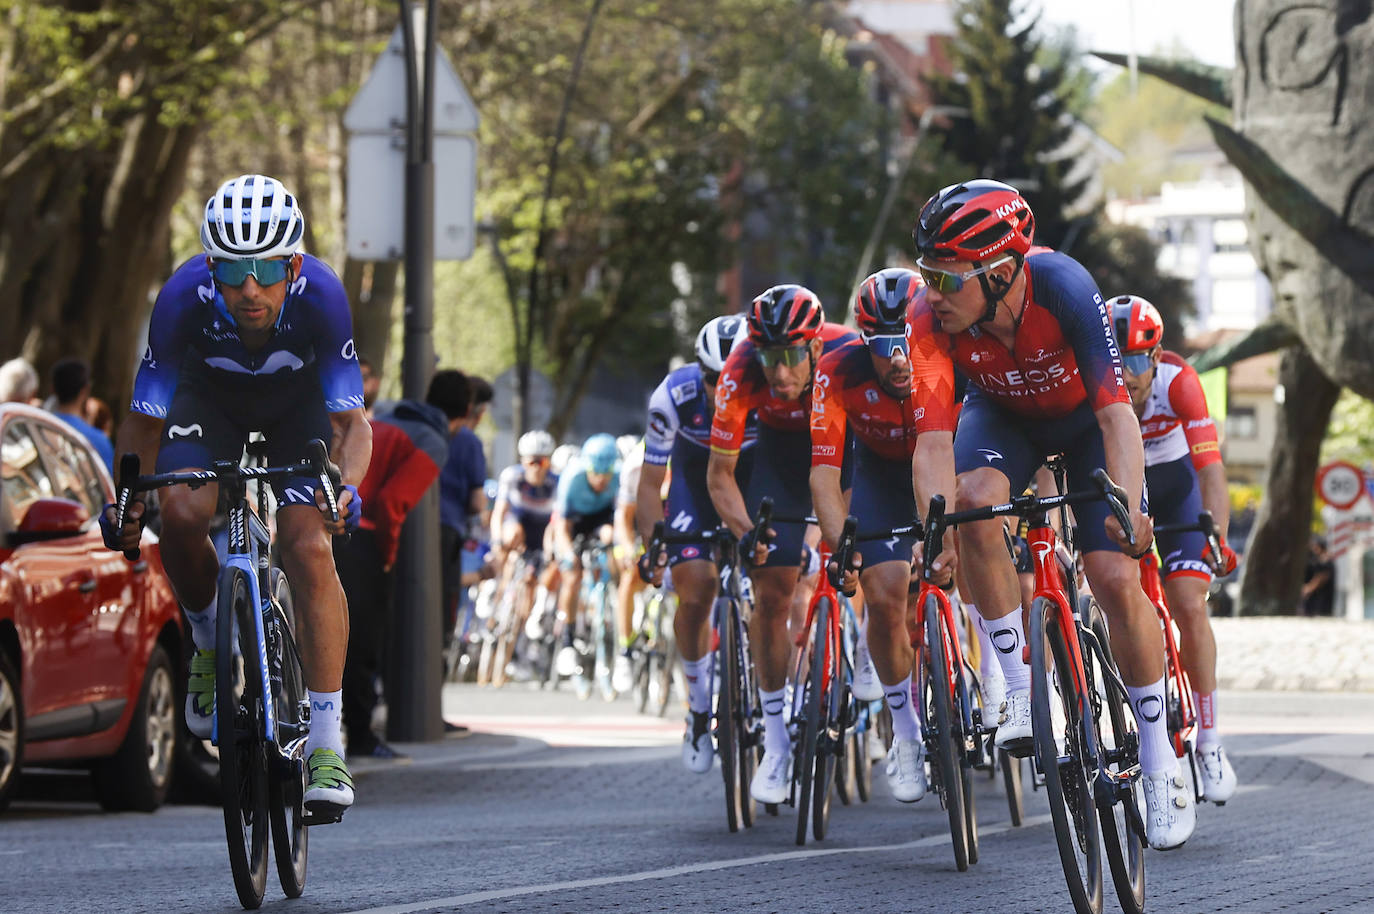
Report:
913,179,1035,263
1109,294,1164,353
855,268,923,335
747,284,824,347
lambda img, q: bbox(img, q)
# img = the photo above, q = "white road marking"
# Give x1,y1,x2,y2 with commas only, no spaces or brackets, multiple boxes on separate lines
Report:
338,815,1052,914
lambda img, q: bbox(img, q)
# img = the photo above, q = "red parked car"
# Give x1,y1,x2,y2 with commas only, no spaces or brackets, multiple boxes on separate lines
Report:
0,403,186,811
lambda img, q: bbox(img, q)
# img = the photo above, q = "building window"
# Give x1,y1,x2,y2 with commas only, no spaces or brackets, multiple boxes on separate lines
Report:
1228,406,1258,439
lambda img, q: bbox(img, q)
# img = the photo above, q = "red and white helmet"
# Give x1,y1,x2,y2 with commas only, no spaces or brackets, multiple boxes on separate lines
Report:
1109,294,1164,353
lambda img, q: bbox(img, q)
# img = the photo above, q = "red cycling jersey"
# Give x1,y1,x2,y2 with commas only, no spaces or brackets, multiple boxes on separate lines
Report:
907,250,1130,428
811,342,921,468
711,322,859,455
1140,350,1222,471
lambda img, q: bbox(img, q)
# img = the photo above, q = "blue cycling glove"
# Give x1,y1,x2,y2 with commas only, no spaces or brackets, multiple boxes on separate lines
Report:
340,484,362,532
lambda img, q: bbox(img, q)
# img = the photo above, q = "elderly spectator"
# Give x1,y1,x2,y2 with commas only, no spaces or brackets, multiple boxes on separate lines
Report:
50,357,114,472
0,357,40,405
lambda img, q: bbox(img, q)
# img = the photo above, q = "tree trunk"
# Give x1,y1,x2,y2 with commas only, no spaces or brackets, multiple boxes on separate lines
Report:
342,257,400,375
1238,346,1341,615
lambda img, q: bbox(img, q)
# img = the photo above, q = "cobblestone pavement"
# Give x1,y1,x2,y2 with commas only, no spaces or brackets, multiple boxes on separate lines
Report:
4,685,1371,914
1213,617,1374,691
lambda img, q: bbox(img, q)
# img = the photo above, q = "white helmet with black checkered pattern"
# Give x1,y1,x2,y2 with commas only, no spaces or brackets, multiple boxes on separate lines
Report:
694,314,747,373
201,174,305,260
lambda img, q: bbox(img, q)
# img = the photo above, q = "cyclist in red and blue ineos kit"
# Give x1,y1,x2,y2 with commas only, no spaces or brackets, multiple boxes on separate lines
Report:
1112,294,1239,804
101,174,370,819
635,315,755,773
811,267,958,805
708,286,859,805
906,179,1196,850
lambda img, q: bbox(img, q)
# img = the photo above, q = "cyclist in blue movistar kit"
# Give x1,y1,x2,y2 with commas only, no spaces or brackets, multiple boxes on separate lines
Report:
551,433,621,682
101,174,370,819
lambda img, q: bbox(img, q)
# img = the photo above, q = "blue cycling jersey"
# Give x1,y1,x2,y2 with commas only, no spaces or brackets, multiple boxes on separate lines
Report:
555,459,618,518
131,254,364,419
644,363,756,471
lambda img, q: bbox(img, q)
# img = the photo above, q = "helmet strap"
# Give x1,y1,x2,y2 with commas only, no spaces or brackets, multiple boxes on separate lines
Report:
973,255,1023,326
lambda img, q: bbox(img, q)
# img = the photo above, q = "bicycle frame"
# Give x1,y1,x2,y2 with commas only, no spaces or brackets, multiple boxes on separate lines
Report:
912,581,980,766
1137,551,1196,757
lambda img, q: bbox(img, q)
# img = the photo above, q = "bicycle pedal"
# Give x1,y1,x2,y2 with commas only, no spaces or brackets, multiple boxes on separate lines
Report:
302,805,347,827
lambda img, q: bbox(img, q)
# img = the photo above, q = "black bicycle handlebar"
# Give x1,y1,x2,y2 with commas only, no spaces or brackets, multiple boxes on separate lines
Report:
1153,511,1225,573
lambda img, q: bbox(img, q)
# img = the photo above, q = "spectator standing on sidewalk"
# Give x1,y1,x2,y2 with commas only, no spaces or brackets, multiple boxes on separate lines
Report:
49,357,114,472
429,370,479,645
0,357,40,405
337,368,451,757
1302,536,1336,617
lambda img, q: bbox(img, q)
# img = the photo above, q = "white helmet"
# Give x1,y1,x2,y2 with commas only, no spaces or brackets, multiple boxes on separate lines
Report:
695,314,747,373
550,443,580,476
201,174,305,260
517,429,556,459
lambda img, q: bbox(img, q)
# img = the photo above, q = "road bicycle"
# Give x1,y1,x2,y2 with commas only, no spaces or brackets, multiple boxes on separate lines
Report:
835,512,982,871
1146,510,1226,802
549,536,617,700
115,438,342,909
628,575,679,716
476,549,545,688
647,520,763,833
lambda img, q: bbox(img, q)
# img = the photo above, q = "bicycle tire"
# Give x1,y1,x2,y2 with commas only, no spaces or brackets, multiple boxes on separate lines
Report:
853,717,872,802
217,567,269,909
1029,595,1104,914
957,667,980,865
716,598,743,833
592,584,616,700
265,568,308,899
1087,602,1146,914
1000,749,1025,826
813,639,841,840
924,593,970,871
732,599,758,829
655,598,678,718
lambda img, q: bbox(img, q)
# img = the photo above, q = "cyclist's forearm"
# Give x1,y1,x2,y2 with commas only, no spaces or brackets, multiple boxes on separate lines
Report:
706,451,751,537
912,431,955,521
329,408,373,488
1097,402,1146,509
112,411,165,484
635,463,667,542
1197,462,1231,541
809,465,847,549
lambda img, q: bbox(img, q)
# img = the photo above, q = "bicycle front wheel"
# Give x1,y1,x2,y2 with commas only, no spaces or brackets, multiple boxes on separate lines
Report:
924,594,970,871
716,599,743,833
1029,595,1103,914
1087,600,1146,914
217,567,269,909
266,568,308,899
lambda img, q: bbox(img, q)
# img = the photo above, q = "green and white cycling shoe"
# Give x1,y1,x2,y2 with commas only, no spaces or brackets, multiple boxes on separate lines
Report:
185,648,215,739
304,748,355,816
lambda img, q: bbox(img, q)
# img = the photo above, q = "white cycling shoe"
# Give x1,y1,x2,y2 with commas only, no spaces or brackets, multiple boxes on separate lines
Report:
750,747,792,804
1141,767,1196,850
612,654,634,695
555,645,581,678
851,647,884,702
994,689,1033,756
682,710,714,774
885,738,928,803
979,673,1006,731
1194,743,1238,804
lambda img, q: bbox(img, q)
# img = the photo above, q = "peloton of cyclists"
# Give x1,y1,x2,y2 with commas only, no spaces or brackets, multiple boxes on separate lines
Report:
905,179,1196,849
101,174,369,819
635,315,756,772
708,286,860,805
1111,293,1239,804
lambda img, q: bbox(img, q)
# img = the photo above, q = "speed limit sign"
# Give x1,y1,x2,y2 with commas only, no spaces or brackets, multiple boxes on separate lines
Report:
1317,461,1366,510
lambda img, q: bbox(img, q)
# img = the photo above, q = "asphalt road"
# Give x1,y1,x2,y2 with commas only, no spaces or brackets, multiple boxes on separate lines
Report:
4,686,1372,914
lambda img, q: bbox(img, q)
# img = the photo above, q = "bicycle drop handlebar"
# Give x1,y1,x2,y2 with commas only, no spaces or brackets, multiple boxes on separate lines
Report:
1152,510,1225,574
113,438,343,563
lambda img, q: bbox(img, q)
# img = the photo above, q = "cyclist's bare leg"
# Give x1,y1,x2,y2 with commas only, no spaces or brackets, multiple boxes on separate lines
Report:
277,504,349,692
1162,573,1217,693
616,556,640,652
1081,551,1165,687
861,560,914,686
672,559,718,662
954,469,1022,625
750,565,798,692
158,479,221,617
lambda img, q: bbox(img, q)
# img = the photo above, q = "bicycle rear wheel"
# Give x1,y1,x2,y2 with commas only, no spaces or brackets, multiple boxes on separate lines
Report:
716,599,743,833
1087,602,1146,914
217,567,269,909
266,568,308,899
924,594,970,871
1029,595,1103,914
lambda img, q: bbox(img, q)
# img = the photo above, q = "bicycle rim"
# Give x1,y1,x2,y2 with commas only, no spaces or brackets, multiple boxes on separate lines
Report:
1030,596,1103,914
925,594,970,871
716,600,742,833
266,569,308,898
217,567,269,909
1089,607,1146,914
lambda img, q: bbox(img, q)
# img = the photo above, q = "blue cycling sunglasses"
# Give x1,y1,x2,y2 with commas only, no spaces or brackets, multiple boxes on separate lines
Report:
862,332,909,359
212,257,292,288
1121,351,1155,375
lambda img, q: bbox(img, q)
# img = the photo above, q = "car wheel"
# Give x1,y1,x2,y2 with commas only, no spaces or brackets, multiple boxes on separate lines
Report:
0,650,22,812
93,643,177,812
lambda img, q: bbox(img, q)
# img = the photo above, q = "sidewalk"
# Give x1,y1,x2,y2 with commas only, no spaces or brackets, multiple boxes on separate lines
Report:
1214,617,1374,691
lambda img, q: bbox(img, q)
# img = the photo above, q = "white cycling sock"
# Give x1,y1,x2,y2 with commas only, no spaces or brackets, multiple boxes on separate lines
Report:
1193,689,1221,748
1127,676,1178,775
306,690,346,757
985,608,1030,693
682,656,712,713
760,687,790,755
882,675,922,743
970,606,1002,686
182,597,217,652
